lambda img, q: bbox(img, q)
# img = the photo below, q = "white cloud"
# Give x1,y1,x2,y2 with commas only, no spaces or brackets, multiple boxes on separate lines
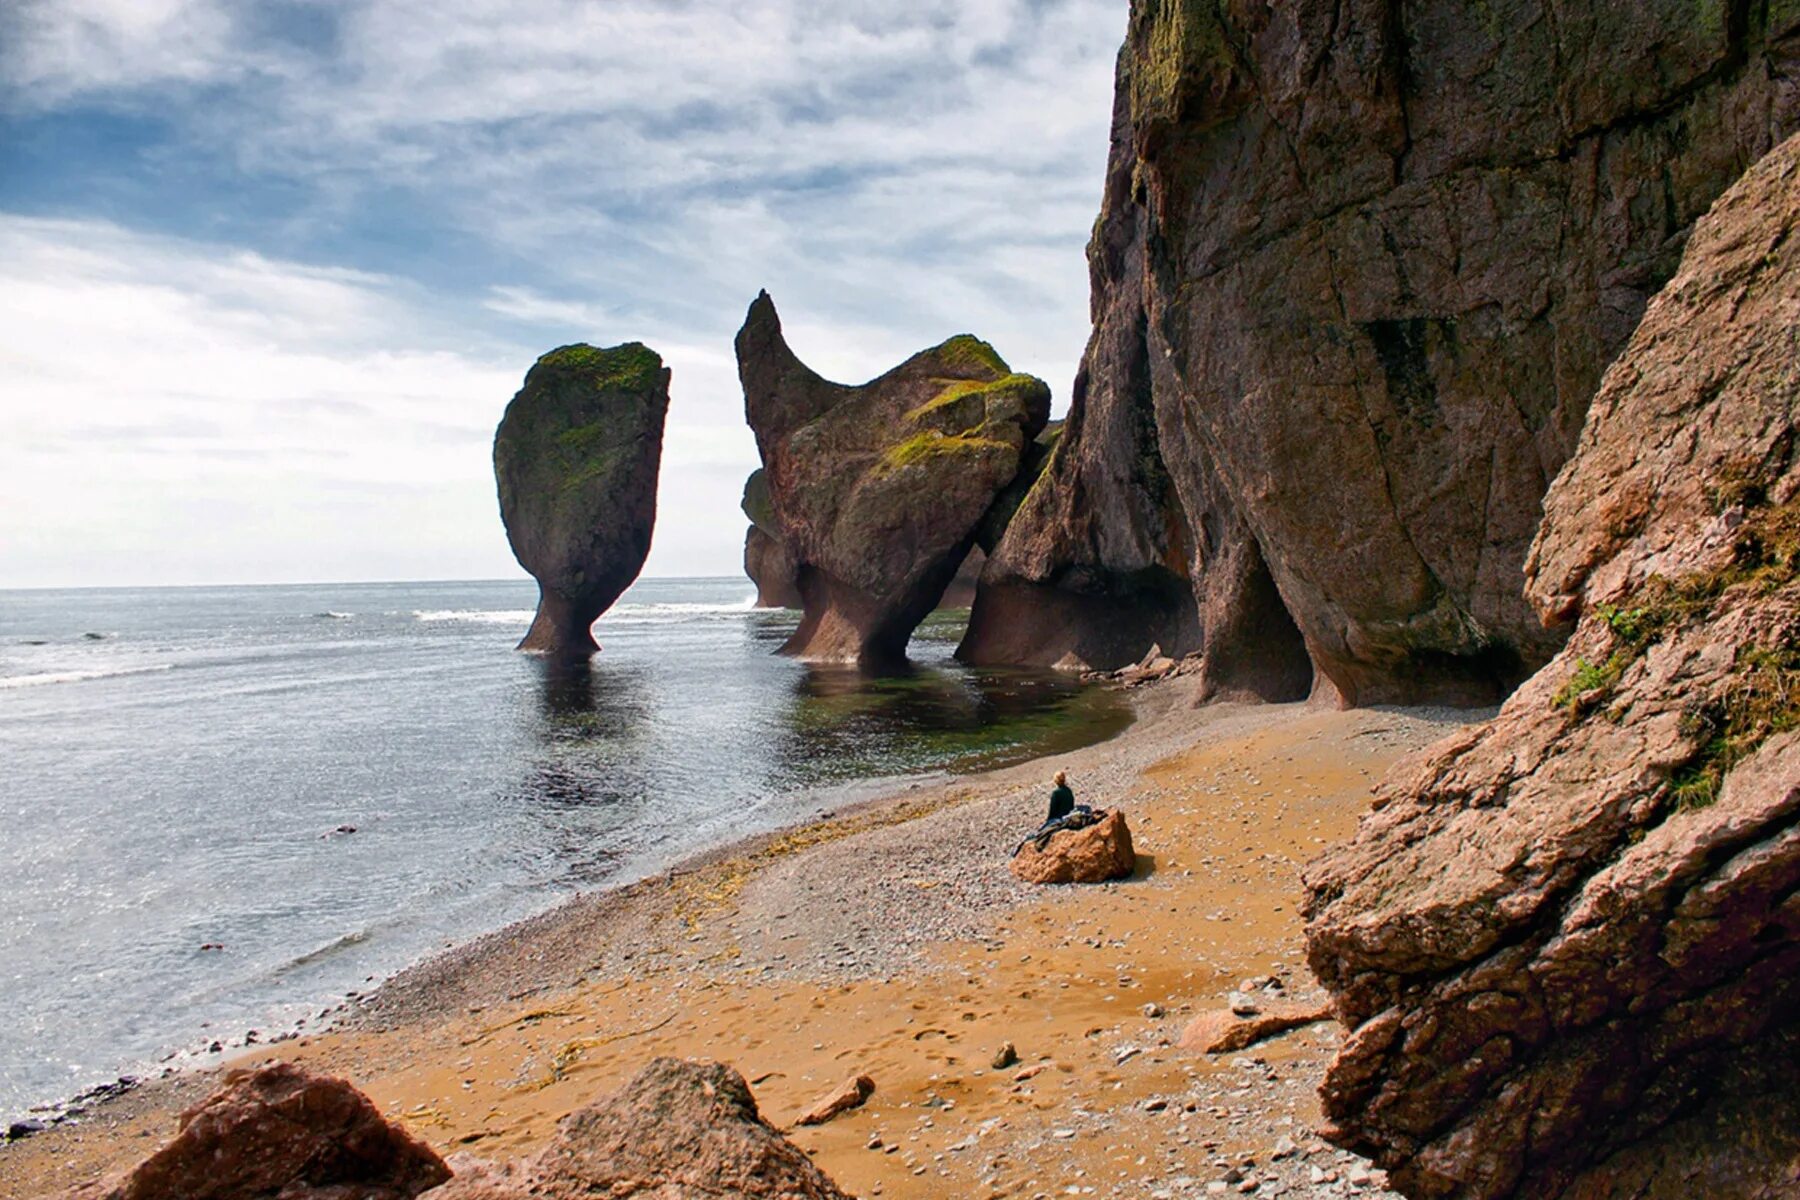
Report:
0,217,761,587
1,1,1124,585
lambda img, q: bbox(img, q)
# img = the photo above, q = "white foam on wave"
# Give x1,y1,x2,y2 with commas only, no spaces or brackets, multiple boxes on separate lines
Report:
412,609,537,625
414,598,758,627
0,664,175,690
313,611,354,620
602,597,758,623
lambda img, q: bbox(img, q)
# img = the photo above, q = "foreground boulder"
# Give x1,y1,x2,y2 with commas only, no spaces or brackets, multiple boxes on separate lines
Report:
429,1058,852,1199
1010,811,1136,884
75,1062,448,1200
970,0,1800,703
494,343,670,657
737,292,1049,670
1303,136,1800,1199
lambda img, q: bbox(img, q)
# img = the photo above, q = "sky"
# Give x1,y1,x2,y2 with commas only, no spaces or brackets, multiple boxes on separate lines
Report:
0,0,1125,588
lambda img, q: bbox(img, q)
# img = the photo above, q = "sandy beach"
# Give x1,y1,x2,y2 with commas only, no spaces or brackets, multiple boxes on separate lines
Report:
3,678,1477,1199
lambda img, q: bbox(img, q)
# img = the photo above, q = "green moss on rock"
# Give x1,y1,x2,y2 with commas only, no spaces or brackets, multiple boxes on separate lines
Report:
930,334,1010,377
536,342,665,392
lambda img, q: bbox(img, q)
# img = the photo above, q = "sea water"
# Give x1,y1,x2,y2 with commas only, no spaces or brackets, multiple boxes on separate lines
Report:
0,577,1126,1121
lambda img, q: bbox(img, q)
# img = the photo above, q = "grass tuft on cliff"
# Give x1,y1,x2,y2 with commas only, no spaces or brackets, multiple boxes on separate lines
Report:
536,342,665,393
1553,494,1799,805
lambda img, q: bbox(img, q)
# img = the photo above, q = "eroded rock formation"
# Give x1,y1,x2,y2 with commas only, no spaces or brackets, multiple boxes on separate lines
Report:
738,291,1049,669
1303,135,1800,1200
970,0,1800,704
429,1058,852,1200
71,1062,449,1200
494,343,670,657
742,469,802,609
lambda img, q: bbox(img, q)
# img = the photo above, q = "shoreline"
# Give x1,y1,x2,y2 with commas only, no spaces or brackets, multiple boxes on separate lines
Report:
0,647,1130,1136
4,678,1480,1199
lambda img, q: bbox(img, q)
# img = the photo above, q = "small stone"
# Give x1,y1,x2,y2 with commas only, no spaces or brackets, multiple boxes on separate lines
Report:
1142,1002,1165,1019
992,1042,1019,1069
795,1073,875,1126
1271,1134,1298,1159
1227,991,1259,1017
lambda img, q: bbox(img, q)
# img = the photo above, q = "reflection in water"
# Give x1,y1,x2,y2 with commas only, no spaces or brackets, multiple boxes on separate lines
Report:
768,660,1127,785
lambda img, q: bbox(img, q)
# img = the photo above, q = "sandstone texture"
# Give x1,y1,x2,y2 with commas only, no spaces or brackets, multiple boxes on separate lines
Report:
1010,810,1137,884
738,291,1049,670
494,342,670,657
427,1057,852,1200
71,1062,449,1200
1303,136,1800,1199
970,0,1800,704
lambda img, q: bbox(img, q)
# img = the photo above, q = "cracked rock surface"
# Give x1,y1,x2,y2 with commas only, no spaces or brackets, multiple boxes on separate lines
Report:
1303,134,1800,1200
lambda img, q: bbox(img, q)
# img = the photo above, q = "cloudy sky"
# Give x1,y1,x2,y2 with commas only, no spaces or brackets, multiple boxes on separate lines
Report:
0,0,1124,588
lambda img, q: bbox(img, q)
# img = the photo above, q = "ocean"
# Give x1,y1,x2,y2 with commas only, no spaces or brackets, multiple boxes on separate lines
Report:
0,577,1126,1122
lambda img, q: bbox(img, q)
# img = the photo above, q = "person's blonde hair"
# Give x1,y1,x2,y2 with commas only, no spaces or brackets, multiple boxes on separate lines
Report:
1053,770,1068,786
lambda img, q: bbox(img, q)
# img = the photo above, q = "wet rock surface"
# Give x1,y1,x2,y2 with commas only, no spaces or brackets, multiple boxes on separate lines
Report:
427,1057,852,1200
494,342,670,657
977,0,1800,705
1303,135,1800,1199
68,1062,449,1200
737,291,1048,670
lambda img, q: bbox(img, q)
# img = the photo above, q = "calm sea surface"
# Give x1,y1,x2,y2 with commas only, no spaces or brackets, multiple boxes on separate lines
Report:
0,577,1126,1121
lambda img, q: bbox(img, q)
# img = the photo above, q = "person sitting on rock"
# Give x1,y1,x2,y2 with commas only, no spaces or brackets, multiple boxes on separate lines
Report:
1047,770,1075,822
1012,771,1102,857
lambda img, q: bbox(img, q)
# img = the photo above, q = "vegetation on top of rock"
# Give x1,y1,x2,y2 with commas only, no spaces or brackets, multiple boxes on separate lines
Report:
535,342,665,392
930,333,1010,377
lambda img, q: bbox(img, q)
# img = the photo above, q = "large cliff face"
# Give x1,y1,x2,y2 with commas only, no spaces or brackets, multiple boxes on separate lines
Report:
1303,135,1800,1200
737,292,1050,670
971,0,1800,704
494,343,670,657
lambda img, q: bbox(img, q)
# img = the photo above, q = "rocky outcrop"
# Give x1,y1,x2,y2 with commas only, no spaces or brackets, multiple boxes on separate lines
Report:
1010,810,1137,884
494,343,670,657
428,1058,852,1200
72,1062,449,1200
972,0,1800,704
742,469,802,609
1302,136,1800,1200
737,291,1049,670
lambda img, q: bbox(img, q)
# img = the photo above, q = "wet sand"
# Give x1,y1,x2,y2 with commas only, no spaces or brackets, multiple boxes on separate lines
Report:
2,678,1475,1199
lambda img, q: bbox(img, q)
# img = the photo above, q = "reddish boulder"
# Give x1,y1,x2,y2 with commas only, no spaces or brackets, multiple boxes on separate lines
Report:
1010,811,1137,885
1303,136,1800,1199
427,1057,852,1200
80,1062,448,1200
737,291,1049,671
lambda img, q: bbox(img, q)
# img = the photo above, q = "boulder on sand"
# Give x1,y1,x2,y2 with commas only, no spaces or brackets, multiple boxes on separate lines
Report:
1010,810,1136,884
1303,135,1800,1200
73,1061,449,1200
427,1057,852,1200
494,342,670,658
737,291,1049,671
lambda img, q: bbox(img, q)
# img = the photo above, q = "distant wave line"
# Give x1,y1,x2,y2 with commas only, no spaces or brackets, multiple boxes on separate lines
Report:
0,664,176,690
413,599,758,626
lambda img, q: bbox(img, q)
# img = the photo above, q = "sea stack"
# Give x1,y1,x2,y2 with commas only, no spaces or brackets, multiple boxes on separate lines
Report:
737,291,1049,671
1304,134,1800,1200
741,468,802,609
494,342,670,657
